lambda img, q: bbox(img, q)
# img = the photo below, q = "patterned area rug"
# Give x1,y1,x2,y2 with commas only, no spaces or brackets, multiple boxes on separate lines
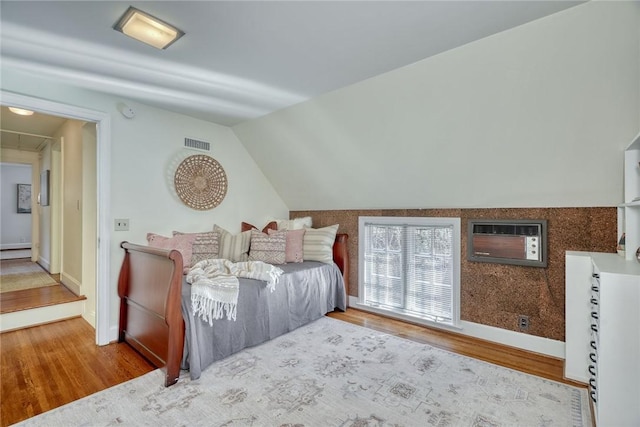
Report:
17,317,591,426
0,259,56,293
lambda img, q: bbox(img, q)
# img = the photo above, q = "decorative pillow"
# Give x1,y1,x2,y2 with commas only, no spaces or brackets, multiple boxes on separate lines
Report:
303,224,339,264
147,232,197,272
173,230,220,267
248,230,286,264
214,225,252,262
269,228,305,263
275,216,312,231
241,221,277,233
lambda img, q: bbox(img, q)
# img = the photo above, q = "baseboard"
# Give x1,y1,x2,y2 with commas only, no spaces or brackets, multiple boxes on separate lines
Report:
61,272,82,296
1,243,32,250
109,325,119,343
348,296,564,359
37,256,51,273
82,308,96,329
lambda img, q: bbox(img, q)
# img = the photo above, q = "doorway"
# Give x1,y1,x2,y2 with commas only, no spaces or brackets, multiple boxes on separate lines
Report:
1,90,111,345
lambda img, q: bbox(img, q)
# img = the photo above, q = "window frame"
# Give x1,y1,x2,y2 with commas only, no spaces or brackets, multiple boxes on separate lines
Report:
357,216,462,330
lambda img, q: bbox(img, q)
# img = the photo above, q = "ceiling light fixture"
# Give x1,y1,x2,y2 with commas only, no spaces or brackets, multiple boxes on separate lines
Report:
113,6,184,50
8,107,34,116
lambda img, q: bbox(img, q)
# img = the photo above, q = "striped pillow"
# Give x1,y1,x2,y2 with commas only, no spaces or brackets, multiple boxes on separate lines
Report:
248,230,286,265
214,225,252,262
303,224,338,264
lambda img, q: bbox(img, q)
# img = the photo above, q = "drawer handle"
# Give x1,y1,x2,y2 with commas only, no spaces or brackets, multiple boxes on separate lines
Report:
590,298,598,305
590,341,597,350
590,352,597,363
591,311,599,320
588,365,596,376
591,324,598,333
589,378,597,390
591,285,599,292
590,390,597,403
592,273,600,279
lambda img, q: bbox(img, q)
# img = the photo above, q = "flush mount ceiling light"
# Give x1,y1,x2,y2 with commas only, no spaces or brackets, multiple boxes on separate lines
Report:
113,6,184,50
8,107,34,116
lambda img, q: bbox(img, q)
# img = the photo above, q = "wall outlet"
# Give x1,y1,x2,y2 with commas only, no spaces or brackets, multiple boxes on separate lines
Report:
518,315,530,331
114,218,130,231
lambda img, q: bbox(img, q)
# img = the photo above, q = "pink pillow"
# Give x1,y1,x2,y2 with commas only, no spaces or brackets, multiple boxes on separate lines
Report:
147,233,197,273
269,228,305,263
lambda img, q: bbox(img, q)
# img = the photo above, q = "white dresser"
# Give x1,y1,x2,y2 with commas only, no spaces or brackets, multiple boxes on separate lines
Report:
565,251,640,426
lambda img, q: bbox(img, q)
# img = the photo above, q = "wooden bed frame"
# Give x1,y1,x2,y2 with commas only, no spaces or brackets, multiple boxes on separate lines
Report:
117,234,349,387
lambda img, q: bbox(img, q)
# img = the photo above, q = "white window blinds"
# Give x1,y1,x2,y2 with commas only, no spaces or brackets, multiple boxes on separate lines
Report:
359,217,460,327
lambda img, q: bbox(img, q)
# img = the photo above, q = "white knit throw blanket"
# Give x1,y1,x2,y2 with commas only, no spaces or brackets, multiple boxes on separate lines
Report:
186,259,283,324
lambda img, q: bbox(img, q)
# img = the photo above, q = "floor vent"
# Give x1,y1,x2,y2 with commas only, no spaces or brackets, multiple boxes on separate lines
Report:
184,137,211,152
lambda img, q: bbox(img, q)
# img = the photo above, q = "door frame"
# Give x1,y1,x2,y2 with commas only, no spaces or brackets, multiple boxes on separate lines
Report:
1,90,112,345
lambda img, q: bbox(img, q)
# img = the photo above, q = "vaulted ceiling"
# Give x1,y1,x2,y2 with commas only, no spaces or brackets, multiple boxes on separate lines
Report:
1,1,583,126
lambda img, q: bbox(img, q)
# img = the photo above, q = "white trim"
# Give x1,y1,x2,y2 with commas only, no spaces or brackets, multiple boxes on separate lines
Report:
61,271,82,295
348,295,564,359
458,320,564,359
1,90,112,345
0,243,32,250
37,256,51,273
0,301,84,332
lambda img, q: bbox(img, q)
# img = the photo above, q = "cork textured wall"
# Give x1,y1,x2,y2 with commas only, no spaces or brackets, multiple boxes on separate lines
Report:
291,208,617,341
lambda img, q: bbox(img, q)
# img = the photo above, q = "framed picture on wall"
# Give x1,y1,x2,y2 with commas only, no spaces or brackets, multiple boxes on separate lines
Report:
40,170,50,206
17,183,31,214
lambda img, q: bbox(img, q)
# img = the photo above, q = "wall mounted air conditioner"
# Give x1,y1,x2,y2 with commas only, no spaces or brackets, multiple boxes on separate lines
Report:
468,219,547,267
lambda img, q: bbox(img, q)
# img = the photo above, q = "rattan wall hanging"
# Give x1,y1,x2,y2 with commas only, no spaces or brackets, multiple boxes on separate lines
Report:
173,154,227,210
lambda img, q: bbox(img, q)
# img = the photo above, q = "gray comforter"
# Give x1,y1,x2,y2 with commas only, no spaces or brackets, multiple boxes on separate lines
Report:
180,261,346,379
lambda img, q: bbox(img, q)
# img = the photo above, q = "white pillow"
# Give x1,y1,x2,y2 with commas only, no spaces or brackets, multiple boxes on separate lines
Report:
276,216,312,231
303,224,338,264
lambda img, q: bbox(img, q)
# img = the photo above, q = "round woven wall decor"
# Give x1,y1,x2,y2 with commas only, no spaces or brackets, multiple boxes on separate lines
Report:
173,154,227,210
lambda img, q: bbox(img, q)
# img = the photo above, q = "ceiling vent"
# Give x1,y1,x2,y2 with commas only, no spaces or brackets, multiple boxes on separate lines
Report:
184,137,211,152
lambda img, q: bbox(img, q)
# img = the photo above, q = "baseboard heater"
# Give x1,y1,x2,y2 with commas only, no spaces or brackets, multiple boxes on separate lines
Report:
468,219,547,267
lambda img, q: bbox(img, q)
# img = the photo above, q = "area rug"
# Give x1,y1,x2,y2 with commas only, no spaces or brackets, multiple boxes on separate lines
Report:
17,317,591,426
0,260,57,293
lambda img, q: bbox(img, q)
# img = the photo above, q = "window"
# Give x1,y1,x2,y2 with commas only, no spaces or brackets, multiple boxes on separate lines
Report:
358,216,461,328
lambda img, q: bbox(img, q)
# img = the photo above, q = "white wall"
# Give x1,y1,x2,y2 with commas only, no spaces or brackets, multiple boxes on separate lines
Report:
0,74,289,338
0,162,33,249
57,120,84,290
233,1,640,210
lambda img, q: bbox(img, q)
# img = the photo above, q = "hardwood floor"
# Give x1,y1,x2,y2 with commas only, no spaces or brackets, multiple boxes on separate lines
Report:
0,259,83,315
329,309,584,387
0,285,85,314
0,317,155,427
1,309,584,426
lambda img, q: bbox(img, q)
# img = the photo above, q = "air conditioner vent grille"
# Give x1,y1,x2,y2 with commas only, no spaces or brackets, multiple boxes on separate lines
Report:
184,137,211,152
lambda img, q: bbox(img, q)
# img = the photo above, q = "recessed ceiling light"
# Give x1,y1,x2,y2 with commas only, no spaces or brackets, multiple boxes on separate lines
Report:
113,6,184,50
8,107,34,116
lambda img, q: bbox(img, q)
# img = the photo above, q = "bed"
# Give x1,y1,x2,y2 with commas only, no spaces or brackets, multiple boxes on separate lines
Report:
117,233,349,387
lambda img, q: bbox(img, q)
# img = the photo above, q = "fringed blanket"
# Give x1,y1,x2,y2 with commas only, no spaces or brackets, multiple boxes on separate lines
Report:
186,259,283,324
